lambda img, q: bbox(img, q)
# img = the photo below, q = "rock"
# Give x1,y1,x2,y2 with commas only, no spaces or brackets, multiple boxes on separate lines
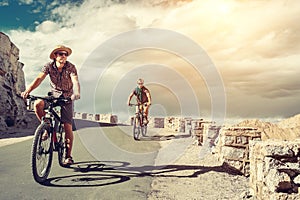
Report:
240,190,254,200
0,116,7,130
249,140,300,200
294,175,300,185
266,169,292,192
222,146,245,159
0,32,27,131
263,143,299,158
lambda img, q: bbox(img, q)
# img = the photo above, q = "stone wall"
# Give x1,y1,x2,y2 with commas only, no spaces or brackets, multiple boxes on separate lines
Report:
73,112,118,124
0,32,27,130
249,140,300,200
164,117,185,132
99,114,118,124
216,127,262,176
191,119,216,145
185,118,192,134
153,117,164,128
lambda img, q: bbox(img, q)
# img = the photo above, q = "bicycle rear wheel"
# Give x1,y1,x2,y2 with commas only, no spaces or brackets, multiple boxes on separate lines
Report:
31,122,53,183
141,125,147,137
133,116,140,140
57,126,68,167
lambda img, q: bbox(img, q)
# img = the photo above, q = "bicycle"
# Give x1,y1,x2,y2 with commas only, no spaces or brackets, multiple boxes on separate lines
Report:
27,94,71,183
129,103,148,140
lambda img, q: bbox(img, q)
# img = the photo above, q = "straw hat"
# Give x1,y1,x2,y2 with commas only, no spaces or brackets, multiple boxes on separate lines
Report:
49,45,72,59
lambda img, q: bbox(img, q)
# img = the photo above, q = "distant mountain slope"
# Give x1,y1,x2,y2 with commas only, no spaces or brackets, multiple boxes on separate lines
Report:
236,115,300,141
277,114,300,129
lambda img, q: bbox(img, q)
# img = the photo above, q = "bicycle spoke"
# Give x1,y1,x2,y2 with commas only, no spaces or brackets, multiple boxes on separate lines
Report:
36,136,51,176
57,127,68,167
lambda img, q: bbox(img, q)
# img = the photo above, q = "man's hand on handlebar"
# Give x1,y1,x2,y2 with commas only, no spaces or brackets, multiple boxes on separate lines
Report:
71,93,80,101
21,91,30,99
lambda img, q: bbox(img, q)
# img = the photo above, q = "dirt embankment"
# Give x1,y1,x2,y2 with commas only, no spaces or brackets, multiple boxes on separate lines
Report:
236,114,300,141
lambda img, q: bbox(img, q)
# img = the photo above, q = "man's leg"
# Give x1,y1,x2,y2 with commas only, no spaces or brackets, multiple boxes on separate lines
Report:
144,104,150,117
136,105,140,115
64,122,73,158
34,99,46,121
61,102,74,163
143,104,150,124
34,99,48,140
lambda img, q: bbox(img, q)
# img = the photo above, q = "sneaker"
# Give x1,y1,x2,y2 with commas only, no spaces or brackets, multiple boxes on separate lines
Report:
63,157,74,165
41,130,49,141
143,118,149,125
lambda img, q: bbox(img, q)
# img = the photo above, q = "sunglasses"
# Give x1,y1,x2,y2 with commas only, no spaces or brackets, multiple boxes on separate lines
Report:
56,51,68,57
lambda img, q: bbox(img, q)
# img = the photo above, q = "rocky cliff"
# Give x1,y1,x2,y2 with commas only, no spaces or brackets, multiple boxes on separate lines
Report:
0,32,27,130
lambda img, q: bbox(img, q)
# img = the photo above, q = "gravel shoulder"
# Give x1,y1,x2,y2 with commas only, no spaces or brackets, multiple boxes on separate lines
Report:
148,140,249,200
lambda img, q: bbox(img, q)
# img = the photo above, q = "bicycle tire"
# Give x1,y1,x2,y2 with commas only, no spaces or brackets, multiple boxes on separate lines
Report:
141,125,147,137
31,122,53,183
57,126,68,167
133,116,140,140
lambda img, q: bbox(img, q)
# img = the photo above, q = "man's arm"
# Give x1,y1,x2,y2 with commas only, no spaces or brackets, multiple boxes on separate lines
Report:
127,92,134,105
21,72,47,98
71,75,80,100
146,90,151,105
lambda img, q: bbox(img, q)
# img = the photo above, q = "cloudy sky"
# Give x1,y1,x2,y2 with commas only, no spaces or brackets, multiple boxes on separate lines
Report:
1,0,300,122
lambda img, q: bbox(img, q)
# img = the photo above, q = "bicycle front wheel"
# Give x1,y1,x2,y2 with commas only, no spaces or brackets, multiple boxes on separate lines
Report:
133,116,140,140
31,122,53,183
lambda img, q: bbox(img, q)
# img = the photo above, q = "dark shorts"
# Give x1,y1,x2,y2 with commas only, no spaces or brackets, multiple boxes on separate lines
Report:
44,101,73,124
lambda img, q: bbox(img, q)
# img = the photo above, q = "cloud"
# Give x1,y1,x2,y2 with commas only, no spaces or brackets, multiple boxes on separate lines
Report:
5,0,300,119
0,0,9,6
35,20,60,33
18,0,34,5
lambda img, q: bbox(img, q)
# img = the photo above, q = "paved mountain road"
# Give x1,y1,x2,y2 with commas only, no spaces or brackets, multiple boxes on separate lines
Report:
0,119,165,200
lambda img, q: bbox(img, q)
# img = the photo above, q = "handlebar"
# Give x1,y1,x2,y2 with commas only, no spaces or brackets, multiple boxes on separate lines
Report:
128,103,148,107
27,95,71,103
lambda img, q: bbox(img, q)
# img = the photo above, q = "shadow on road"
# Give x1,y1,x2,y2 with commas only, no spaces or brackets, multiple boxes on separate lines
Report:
40,160,242,187
73,119,126,130
139,133,191,141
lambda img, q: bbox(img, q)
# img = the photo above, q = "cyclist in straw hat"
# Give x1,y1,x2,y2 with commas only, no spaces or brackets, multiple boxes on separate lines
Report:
22,45,80,165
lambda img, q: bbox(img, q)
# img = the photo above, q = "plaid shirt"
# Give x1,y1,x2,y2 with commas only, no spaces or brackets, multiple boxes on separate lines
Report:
42,61,77,98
